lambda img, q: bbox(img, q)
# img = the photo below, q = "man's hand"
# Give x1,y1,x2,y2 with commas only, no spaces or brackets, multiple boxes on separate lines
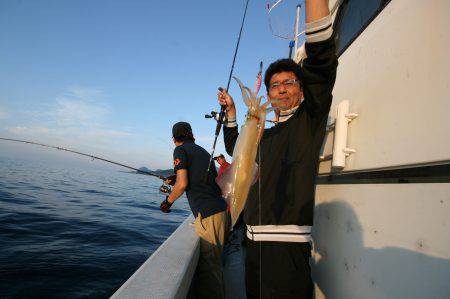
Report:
160,196,172,213
217,87,236,119
161,169,187,213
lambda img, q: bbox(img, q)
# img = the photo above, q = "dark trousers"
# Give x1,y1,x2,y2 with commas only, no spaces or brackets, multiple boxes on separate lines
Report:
245,239,313,299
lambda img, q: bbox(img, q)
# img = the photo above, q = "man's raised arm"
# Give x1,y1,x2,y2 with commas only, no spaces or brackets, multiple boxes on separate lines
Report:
305,0,330,23
300,0,337,117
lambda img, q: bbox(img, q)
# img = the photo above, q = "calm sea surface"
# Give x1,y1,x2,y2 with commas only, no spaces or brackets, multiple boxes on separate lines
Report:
0,157,190,298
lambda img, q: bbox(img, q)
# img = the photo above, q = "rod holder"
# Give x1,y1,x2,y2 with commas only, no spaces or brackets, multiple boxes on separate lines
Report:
331,100,358,168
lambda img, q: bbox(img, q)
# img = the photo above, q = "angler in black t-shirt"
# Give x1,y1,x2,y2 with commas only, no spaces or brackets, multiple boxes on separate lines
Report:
160,121,228,298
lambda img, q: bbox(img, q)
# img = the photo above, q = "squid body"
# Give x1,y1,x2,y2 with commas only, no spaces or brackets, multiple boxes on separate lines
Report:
216,76,277,227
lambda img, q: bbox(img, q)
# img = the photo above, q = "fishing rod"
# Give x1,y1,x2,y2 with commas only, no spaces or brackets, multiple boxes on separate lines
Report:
205,0,250,181
206,61,267,123
0,137,174,194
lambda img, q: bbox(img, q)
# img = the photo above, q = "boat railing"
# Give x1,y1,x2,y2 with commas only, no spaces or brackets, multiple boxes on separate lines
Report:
111,215,199,299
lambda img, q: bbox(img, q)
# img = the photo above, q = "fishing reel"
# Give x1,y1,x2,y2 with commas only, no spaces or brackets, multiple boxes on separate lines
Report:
205,111,226,123
159,174,175,195
205,111,219,121
159,184,171,195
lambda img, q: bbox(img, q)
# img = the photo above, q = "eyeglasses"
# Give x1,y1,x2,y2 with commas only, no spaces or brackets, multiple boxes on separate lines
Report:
269,78,299,90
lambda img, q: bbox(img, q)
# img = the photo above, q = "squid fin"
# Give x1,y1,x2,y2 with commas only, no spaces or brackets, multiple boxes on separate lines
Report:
215,163,234,204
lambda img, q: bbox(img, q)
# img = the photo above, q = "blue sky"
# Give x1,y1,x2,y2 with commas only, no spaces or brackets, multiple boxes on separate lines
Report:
0,0,305,170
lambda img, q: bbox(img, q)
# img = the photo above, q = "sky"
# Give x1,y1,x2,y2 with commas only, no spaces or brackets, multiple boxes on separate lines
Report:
0,0,306,170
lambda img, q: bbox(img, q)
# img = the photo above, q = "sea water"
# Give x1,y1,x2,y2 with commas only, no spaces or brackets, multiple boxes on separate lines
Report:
0,157,190,298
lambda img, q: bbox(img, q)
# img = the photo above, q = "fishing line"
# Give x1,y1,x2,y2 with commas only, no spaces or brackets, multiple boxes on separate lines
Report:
258,140,262,298
0,137,168,180
205,0,250,181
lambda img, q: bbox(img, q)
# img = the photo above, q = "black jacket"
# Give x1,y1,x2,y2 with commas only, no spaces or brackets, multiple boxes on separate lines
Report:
223,37,337,226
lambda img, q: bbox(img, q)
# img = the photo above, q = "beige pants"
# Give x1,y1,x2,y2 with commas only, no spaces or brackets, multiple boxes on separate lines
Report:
193,211,230,299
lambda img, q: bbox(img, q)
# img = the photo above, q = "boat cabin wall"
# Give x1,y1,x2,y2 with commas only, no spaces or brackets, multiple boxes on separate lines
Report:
319,0,450,173
313,0,450,298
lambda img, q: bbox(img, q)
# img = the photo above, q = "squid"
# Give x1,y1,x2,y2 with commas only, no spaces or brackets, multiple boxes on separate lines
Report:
216,76,278,227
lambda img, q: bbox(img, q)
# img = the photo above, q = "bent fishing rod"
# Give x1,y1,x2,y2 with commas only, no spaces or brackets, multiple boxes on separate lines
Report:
0,137,171,183
205,0,250,181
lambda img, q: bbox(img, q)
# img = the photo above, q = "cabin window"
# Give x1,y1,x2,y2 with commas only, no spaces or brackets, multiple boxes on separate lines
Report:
334,0,392,55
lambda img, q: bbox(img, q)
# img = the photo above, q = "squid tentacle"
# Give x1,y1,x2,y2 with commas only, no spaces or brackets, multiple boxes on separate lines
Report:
233,76,251,108
257,95,264,106
242,86,256,107
261,99,282,110
265,107,278,113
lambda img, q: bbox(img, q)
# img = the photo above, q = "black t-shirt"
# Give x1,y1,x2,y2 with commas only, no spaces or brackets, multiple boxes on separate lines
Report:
173,140,227,218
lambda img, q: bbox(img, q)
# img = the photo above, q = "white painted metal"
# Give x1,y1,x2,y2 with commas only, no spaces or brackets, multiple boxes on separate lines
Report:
267,0,284,14
111,216,199,299
312,184,450,299
294,4,301,53
313,0,450,298
331,100,358,168
319,0,450,174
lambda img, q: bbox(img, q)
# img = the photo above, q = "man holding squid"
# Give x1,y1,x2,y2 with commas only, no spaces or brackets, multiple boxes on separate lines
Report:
218,0,337,297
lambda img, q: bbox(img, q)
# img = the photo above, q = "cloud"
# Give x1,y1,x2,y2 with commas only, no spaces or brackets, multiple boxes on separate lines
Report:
46,84,110,127
0,108,8,120
52,98,110,127
7,126,50,135
5,126,131,141
4,86,125,144
65,86,104,100
2,86,173,169
0,86,181,169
